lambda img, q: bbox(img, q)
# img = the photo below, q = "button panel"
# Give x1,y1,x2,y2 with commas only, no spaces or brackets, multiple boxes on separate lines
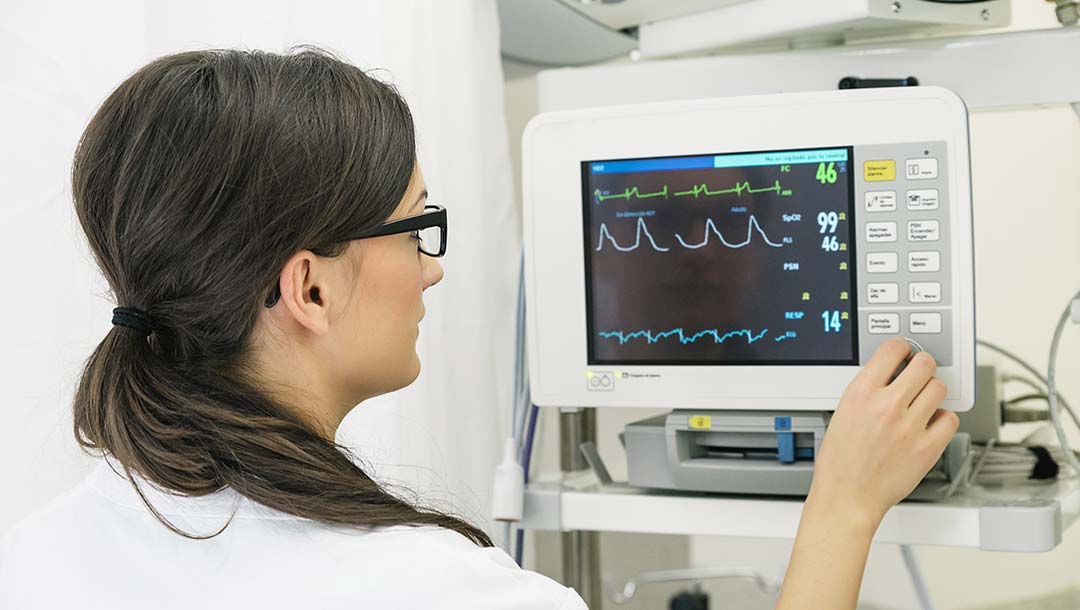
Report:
855,142,952,365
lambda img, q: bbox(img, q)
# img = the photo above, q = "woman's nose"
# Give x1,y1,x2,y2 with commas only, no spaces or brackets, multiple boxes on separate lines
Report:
421,256,444,290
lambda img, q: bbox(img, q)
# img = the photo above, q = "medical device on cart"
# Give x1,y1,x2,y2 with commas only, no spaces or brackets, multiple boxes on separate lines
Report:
522,86,976,495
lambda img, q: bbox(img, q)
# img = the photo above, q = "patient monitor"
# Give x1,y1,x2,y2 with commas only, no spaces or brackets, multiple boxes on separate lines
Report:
523,88,976,494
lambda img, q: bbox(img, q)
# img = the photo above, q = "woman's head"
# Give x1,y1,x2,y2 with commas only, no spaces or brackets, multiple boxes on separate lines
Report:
72,48,486,545
253,161,445,432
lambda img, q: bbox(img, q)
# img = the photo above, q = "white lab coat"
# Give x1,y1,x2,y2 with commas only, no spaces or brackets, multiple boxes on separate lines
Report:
0,459,586,609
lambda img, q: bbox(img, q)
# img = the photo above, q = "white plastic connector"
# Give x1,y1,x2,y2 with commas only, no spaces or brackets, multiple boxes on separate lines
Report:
492,438,525,522
1071,297,1079,324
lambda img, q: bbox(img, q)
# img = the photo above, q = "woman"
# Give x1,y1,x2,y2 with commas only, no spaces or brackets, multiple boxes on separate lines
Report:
0,49,957,609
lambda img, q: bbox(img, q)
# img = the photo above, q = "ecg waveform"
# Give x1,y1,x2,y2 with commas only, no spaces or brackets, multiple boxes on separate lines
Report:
593,180,785,204
596,216,785,253
598,327,770,346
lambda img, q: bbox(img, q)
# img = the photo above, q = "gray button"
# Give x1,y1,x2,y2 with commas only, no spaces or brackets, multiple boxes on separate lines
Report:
905,158,938,180
909,282,942,303
868,313,900,334
908,251,941,273
867,222,898,243
867,283,899,304
906,189,939,210
866,252,899,273
907,220,940,242
910,313,943,334
866,191,897,212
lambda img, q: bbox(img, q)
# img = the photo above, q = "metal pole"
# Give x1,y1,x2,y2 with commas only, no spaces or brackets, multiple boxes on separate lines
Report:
559,408,603,608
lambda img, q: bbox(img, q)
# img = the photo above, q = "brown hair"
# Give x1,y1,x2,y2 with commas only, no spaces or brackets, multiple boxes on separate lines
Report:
71,47,491,546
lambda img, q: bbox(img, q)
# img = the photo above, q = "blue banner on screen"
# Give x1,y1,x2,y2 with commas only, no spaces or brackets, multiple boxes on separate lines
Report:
589,148,849,175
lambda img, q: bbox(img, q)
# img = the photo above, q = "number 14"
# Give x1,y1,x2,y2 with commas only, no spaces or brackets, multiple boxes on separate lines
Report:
822,310,842,333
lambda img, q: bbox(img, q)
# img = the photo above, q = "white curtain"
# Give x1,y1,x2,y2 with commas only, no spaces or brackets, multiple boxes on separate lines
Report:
0,0,516,540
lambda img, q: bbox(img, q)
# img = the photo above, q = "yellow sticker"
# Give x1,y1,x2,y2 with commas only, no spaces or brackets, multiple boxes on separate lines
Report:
688,415,712,430
863,160,896,182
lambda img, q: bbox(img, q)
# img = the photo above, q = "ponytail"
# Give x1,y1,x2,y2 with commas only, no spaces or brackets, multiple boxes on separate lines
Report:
75,323,490,545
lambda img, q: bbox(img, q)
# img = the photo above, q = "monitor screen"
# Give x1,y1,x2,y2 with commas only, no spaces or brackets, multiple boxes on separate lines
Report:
583,146,859,365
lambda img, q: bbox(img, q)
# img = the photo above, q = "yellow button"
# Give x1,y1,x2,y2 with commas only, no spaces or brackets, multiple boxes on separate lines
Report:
688,415,712,430
864,160,896,182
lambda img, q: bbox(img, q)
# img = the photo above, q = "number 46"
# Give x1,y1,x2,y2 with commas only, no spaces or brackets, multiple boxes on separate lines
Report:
816,162,838,184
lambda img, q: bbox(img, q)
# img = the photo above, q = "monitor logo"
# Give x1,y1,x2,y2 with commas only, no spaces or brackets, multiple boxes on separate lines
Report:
585,371,615,391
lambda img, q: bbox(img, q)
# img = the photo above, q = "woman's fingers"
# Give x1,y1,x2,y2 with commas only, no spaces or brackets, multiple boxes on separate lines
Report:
909,377,948,427
892,351,938,407
894,349,937,401
859,338,915,387
924,409,961,459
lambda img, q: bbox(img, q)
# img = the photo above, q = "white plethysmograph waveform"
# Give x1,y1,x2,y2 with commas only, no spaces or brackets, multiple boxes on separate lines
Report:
595,215,784,253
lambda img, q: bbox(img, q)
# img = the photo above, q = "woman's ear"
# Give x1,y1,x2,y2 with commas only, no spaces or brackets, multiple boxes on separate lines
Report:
277,251,331,335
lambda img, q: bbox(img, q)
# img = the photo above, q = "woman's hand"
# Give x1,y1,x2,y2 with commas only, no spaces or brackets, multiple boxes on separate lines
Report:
776,337,959,610
811,337,960,528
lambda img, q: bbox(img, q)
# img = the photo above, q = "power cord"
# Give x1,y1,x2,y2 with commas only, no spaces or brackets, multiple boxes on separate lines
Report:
1048,290,1080,475
977,339,1080,431
966,443,1075,482
495,254,531,552
900,545,938,610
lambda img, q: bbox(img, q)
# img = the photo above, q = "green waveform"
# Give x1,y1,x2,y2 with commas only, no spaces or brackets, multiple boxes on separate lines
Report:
593,180,786,203
593,185,669,202
675,179,782,198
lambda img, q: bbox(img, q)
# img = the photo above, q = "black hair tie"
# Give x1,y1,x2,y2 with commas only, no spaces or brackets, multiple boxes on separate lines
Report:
112,307,155,335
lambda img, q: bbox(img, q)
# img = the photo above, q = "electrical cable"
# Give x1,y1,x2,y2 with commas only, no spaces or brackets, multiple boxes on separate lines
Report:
1047,290,1080,476
508,253,536,561
499,253,529,555
966,438,996,484
607,567,775,604
514,403,540,566
900,545,938,610
966,443,1080,481
1002,375,1048,396
1003,393,1050,405
511,253,528,443
977,339,1080,431
1002,406,1050,423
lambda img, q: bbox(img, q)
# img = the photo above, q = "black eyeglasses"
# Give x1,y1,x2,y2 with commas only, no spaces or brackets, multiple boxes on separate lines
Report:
264,204,447,308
